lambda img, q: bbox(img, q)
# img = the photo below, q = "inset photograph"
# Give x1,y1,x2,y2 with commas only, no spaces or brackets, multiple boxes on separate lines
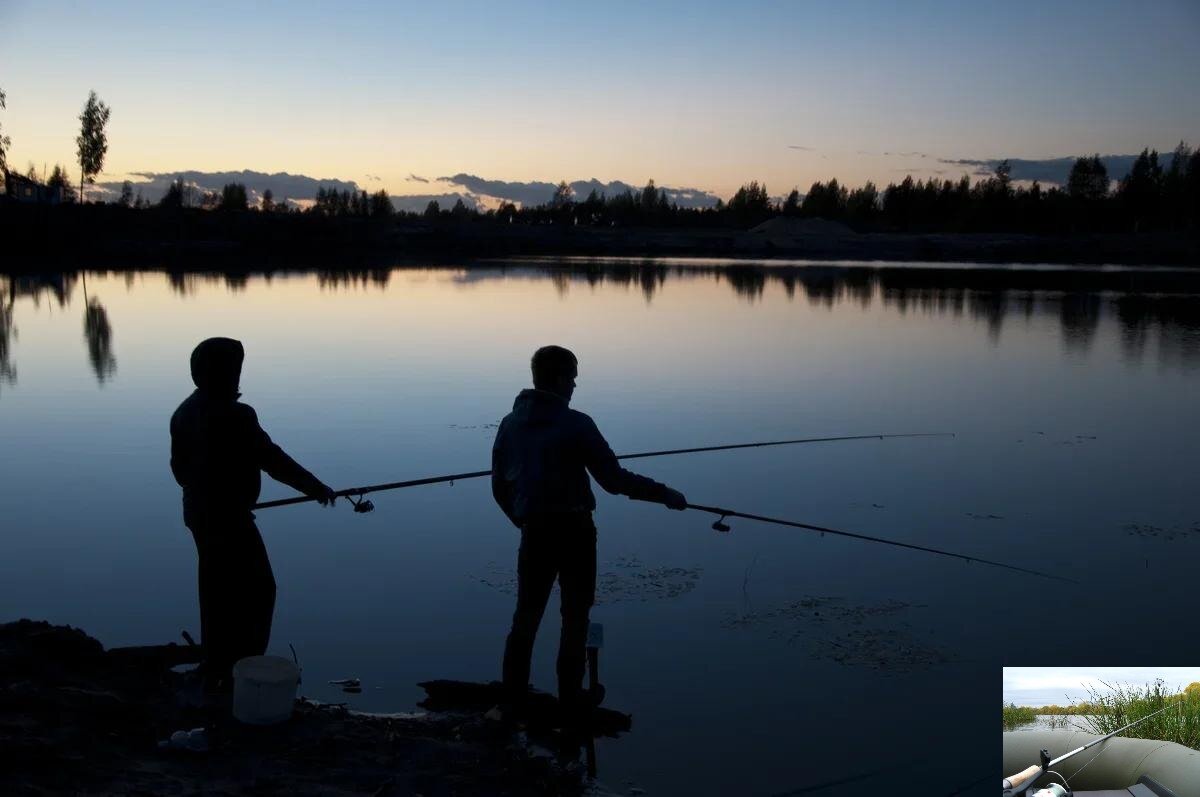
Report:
1002,667,1200,797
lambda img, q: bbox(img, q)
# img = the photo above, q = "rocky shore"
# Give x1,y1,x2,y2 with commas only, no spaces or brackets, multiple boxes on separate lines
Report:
0,620,591,796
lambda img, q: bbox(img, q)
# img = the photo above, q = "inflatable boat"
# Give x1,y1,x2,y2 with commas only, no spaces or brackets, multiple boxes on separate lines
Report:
1003,729,1200,796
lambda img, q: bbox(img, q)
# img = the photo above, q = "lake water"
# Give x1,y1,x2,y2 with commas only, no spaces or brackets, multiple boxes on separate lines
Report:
2,260,1199,795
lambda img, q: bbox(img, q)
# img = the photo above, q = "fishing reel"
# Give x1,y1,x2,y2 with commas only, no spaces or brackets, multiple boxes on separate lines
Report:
345,493,375,514
712,514,731,533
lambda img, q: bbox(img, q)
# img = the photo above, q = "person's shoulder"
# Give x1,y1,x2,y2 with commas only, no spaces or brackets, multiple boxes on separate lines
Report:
568,408,600,433
231,400,261,425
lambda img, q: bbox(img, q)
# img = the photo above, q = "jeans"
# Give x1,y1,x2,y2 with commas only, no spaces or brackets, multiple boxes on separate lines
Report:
502,513,597,707
186,514,277,683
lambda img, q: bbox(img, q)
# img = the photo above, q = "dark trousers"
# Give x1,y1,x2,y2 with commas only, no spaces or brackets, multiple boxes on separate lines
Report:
186,514,277,683
502,513,597,707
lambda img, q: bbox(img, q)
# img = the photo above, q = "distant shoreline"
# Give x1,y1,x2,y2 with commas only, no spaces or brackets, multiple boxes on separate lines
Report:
2,203,1197,272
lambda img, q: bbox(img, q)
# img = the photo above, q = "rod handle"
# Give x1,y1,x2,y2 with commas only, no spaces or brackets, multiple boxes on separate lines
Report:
1002,765,1041,790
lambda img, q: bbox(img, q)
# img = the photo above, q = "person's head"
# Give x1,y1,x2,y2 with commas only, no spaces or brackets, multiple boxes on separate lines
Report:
190,337,244,398
531,345,577,401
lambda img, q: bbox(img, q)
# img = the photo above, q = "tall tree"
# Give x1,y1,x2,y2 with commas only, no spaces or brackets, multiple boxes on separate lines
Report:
1066,155,1108,201
118,180,134,207
782,189,801,216
369,189,393,217
218,182,248,211
47,164,73,200
261,188,274,212
76,91,112,203
552,180,574,208
0,87,10,177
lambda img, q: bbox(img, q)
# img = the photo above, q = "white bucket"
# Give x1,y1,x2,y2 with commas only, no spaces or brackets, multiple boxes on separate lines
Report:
231,655,300,725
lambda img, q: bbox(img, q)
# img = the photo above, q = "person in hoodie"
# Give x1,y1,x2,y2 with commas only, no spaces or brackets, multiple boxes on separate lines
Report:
170,337,336,687
492,345,687,721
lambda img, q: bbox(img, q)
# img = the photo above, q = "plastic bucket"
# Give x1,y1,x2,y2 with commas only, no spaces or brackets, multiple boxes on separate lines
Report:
231,655,300,725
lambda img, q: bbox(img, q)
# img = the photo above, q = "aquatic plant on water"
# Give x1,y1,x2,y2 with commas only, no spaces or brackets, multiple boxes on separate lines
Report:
1003,702,1037,730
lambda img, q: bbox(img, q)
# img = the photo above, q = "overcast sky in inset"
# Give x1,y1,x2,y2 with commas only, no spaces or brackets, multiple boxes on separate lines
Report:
1004,668,1200,707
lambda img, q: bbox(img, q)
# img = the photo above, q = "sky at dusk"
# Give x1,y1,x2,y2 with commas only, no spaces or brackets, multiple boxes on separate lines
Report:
1,0,1198,200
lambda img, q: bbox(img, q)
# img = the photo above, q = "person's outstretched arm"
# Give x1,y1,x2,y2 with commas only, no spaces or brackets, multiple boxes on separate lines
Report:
242,405,336,505
581,415,686,509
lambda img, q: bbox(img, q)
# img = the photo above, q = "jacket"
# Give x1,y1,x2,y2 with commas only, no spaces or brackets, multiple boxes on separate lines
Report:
170,337,322,523
491,388,669,526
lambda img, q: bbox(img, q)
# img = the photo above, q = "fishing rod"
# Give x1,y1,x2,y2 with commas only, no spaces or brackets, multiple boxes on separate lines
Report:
685,503,1076,583
1002,701,1178,795
252,432,953,511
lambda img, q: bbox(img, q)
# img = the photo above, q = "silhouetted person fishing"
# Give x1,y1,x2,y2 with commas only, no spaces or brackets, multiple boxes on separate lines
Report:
170,337,335,688
492,345,687,731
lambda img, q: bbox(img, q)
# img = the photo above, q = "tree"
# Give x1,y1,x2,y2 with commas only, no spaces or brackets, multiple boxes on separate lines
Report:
1066,155,1108,201
782,189,801,216
727,181,771,221
551,180,574,208
640,179,658,209
846,182,879,224
218,182,248,211
1117,148,1164,231
118,180,134,207
369,189,393,217
424,199,441,218
76,90,111,203
451,197,471,218
0,87,10,177
159,177,187,208
261,188,274,212
47,164,73,200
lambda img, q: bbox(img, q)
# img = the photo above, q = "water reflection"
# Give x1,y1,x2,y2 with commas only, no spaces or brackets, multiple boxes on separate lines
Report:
1,263,1199,390
0,278,16,390
83,298,116,383
80,274,116,384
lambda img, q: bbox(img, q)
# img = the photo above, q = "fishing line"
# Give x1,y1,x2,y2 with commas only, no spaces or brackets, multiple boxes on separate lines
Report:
686,503,1077,583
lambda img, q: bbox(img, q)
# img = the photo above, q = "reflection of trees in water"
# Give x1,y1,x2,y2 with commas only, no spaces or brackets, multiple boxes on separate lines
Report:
968,291,1008,342
84,298,117,383
0,278,16,390
1059,293,1102,352
1117,296,1200,368
316,269,392,292
520,262,1200,367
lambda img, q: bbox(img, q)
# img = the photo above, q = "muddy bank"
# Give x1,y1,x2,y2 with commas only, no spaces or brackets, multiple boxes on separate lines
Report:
0,619,586,795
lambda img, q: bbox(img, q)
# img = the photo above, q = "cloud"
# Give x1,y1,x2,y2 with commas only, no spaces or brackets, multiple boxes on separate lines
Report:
365,174,382,181
438,173,722,209
94,169,361,205
788,145,815,151
406,173,430,183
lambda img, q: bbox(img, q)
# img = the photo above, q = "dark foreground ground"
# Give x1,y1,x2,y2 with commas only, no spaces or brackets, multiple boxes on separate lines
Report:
0,620,590,796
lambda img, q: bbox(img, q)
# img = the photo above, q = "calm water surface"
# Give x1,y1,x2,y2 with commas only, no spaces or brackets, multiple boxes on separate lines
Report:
2,261,1199,795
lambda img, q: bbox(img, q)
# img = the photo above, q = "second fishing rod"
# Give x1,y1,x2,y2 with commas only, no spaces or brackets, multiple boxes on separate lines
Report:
252,430,1070,583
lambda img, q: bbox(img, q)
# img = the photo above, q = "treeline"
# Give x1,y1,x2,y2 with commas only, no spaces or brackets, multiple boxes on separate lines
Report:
482,146,1198,234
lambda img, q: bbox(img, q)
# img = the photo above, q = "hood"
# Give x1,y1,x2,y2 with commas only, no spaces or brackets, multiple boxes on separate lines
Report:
511,388,568,426
190,337,244,398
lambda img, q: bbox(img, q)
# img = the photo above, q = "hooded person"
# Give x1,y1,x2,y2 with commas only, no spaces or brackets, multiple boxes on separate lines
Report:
492,345,687,734
170,337,335,687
